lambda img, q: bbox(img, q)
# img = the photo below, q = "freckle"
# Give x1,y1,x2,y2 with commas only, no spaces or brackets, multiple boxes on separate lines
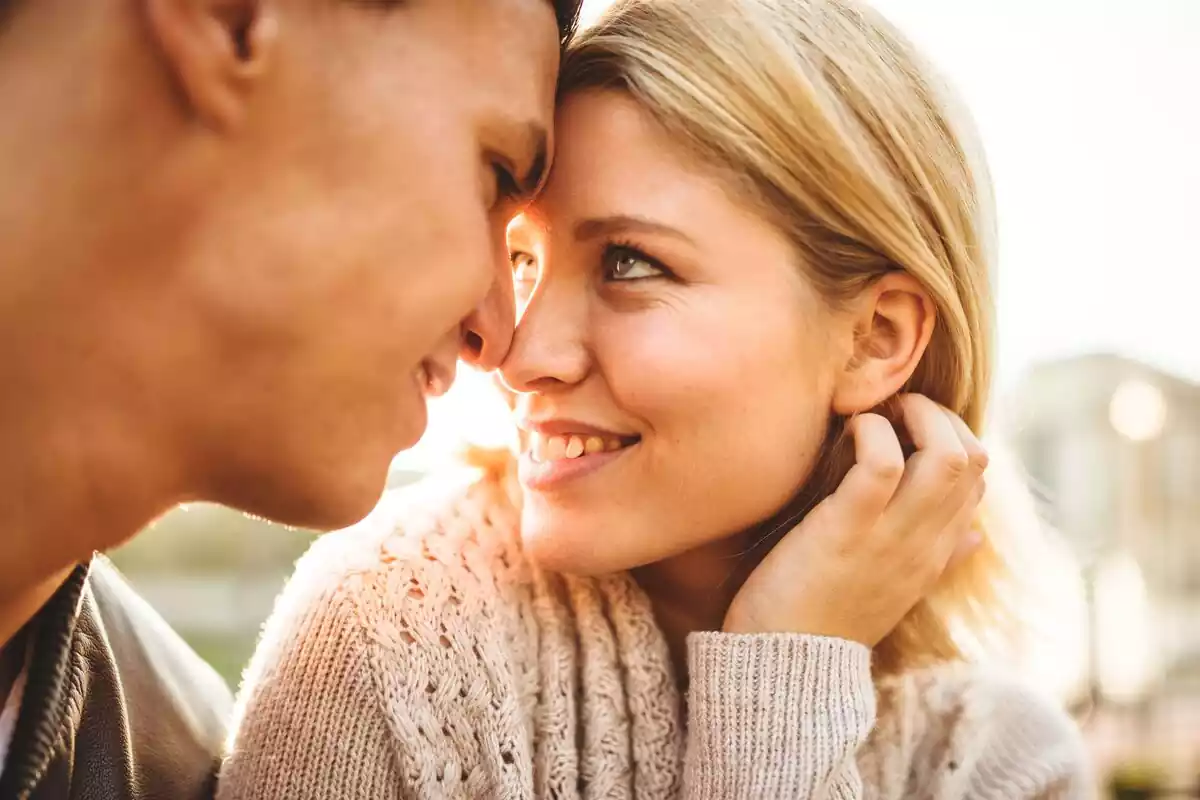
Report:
948,760,959,771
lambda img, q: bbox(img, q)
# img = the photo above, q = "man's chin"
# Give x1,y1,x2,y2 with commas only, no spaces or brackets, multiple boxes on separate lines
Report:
391,380,432,453
281,401,432,530
395,405,431,454
222,456,393,533
286,487,386,533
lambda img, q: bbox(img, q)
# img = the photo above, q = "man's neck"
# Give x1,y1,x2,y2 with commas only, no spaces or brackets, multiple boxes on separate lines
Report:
0,569,72,660
0,388,182,651
0,621,29,706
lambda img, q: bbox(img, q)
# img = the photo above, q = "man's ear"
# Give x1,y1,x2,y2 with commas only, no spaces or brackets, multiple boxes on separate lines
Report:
831,272,936,415
145,0,279,130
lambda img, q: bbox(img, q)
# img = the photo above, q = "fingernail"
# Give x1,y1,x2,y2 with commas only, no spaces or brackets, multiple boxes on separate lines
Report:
950,528,983,566
962,528,984,550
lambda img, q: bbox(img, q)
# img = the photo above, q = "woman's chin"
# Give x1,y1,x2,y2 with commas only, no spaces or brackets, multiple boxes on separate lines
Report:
520,511,635,576
521,520,598,576
518,505,693,577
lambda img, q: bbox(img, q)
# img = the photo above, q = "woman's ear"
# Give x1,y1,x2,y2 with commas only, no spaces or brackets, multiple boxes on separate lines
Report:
831,272,935,415
145,0,280,130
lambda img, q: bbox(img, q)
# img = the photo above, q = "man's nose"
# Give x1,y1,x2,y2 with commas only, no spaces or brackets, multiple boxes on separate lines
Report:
459,270,516,371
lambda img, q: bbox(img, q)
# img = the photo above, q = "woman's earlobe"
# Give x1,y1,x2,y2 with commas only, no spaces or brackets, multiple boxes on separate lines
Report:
831,360,893,416
830,273,935,415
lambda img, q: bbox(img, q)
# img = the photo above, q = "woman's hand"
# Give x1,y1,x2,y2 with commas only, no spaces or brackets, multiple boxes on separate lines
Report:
723,394,987,646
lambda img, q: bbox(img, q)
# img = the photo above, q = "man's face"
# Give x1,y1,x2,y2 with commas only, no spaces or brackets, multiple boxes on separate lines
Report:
166,0,559,527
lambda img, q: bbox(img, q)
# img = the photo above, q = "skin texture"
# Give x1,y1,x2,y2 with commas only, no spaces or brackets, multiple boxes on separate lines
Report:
0,0,560,654
502,90,985,667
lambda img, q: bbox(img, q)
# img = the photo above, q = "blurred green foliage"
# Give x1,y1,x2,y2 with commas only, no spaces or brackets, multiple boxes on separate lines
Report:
107,470,425,687
110,503,318,576
109,503,317,687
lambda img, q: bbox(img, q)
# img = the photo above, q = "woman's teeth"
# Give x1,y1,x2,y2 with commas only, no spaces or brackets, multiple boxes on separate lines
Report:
529,433,626,463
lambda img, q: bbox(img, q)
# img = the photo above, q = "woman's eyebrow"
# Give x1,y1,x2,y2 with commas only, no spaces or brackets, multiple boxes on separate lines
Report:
574,215,696,245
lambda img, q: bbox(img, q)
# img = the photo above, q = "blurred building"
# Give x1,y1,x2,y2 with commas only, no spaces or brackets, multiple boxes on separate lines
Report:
1008,353,1200,686
1006,353,1200,780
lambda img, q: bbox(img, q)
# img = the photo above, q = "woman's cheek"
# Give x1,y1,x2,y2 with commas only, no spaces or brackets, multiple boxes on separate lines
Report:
601,319,738,405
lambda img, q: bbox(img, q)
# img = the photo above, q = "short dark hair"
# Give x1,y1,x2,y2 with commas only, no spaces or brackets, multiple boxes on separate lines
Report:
552,0,585,47
0,1,584,41
349,0,584,47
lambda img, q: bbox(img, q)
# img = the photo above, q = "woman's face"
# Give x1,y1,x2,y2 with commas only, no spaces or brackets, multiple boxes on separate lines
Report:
501,90,856,575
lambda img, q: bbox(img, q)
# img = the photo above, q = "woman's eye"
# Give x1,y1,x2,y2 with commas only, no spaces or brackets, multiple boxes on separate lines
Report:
511,251,538,280
511,251,539,297
603,245,663,281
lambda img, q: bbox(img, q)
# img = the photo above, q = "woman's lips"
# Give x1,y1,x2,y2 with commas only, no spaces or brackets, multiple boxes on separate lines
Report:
529,431,628,461
519,431,640,490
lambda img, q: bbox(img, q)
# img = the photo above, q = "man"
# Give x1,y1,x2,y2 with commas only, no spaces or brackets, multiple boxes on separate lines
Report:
0,0,581,797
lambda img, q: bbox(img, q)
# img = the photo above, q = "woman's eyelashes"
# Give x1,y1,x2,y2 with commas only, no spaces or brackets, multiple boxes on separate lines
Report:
511,250,539,301
507,240,676,301
601,243,670,282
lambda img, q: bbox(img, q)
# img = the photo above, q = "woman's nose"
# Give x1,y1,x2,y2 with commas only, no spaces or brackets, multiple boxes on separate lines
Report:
498,280,589,394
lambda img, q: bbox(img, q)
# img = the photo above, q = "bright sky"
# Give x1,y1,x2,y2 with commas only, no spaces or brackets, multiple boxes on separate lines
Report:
397,0,1200,469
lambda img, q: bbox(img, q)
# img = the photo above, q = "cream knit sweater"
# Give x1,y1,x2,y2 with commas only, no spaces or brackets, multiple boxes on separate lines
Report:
218,471,1091,799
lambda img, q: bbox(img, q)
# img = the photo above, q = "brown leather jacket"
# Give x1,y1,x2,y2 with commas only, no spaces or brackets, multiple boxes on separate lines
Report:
0,557,231,800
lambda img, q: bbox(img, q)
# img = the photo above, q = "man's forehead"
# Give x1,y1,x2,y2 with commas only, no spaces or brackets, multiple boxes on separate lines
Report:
474,0,562,51
499,0,582,50
458,0,560,118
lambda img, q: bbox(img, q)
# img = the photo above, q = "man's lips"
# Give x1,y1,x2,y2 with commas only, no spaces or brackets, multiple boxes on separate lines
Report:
416,358,456,398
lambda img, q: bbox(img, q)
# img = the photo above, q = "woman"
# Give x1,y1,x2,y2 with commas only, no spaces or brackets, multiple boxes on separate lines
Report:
218,0,1089,797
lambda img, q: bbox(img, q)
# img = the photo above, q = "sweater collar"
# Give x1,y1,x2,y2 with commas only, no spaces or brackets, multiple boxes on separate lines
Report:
0,560,91,799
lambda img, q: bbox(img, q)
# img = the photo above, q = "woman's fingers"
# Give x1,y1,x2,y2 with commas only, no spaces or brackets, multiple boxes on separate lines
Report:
939,476,987,572
931,405,988,568
827,412,906,528
724,394,989,644
899,394,972,485
881,396,987,587
940,404,989,472
882,395,976,532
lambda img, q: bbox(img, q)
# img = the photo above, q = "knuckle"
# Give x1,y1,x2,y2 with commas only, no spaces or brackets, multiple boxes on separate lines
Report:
866,455,905,483
937,449,970,479
901,555,939,594
917,552,948,586
966,445,990,474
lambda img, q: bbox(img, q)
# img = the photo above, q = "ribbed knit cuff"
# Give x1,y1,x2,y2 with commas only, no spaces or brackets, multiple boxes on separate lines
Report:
685,633,876,799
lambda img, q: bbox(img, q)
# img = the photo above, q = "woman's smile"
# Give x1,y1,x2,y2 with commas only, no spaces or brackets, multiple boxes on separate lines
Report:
517,419,642,490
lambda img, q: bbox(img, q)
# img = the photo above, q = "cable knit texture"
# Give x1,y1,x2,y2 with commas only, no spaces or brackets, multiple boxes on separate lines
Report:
218,471,1092,799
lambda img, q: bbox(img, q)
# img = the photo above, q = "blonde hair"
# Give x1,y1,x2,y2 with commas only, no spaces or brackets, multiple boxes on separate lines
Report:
560,0,1022,674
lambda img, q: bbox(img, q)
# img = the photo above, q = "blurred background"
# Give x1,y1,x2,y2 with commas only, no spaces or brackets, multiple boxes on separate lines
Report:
110,0,1199,796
